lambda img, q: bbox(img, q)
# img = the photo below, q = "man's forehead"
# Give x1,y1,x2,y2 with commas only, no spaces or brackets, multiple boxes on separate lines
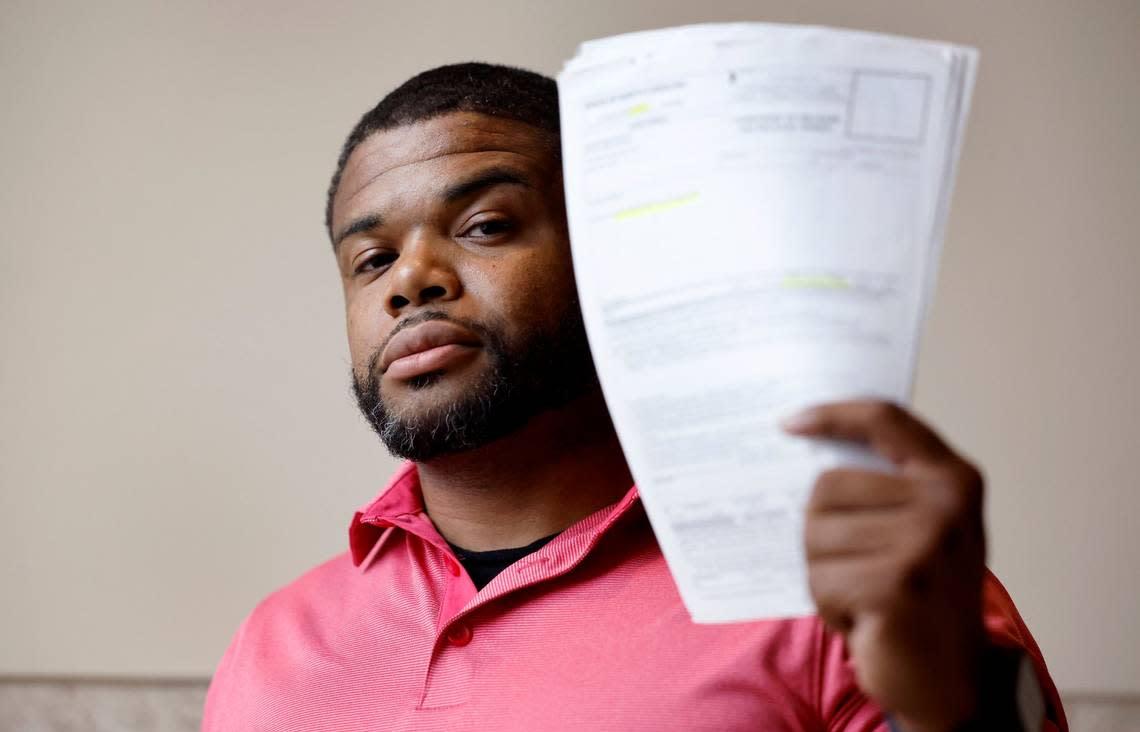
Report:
335,112,555,213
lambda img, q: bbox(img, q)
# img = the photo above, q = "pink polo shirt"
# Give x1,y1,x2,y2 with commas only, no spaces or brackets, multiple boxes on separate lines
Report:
203,462,1065,731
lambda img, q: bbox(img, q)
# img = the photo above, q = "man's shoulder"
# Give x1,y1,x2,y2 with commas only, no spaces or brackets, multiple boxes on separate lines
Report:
202,550,364,728
207,551,363,685
247,550,360,624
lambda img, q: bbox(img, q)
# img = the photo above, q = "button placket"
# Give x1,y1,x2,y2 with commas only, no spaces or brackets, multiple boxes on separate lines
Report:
420,554,477,709
420,622,475,709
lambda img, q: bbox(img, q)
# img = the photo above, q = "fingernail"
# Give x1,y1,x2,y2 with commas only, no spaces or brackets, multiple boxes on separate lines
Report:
779,410,815,431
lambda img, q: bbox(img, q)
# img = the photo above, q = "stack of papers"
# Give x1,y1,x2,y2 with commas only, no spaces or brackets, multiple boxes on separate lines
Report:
557,23,978,623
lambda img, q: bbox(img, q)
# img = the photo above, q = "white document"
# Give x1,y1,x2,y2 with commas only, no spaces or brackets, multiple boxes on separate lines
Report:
557,23,977,623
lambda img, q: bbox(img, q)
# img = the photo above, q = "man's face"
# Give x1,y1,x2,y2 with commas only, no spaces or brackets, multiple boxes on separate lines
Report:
330,112,597,460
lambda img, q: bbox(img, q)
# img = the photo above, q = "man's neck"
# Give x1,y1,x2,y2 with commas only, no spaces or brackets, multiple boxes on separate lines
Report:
416,390,633,552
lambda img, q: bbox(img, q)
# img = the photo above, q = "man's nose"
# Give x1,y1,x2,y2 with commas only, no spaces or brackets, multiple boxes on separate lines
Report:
382,234,462,317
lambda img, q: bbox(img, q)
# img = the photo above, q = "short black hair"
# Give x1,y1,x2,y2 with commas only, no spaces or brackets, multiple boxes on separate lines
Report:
325,62,560,240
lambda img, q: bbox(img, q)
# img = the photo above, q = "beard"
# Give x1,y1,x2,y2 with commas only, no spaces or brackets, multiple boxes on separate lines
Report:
352,304,600,462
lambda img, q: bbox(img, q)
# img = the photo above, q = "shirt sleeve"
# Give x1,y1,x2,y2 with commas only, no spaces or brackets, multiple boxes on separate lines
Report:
977,569,1068,731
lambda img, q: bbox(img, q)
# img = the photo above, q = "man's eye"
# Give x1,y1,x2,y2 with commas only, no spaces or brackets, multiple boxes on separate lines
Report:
354,251,396,274
463,219,515,239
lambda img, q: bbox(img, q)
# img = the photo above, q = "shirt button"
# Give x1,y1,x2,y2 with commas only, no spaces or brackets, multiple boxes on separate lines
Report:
445,623,473,647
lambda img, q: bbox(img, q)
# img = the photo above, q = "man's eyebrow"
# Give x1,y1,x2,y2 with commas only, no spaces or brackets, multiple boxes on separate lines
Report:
333,214,383,250
333,167,535,250
441,167,535,204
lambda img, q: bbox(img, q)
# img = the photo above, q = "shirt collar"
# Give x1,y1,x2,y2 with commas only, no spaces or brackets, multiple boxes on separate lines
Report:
349,460,641,567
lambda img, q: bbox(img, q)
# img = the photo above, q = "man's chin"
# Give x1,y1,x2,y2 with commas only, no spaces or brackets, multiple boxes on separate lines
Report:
367,376,526,463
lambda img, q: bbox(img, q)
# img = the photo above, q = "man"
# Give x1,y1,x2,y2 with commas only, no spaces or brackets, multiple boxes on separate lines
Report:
203,63,1066,731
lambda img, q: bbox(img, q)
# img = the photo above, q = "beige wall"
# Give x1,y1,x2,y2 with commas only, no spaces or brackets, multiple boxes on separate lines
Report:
1,0,1137,698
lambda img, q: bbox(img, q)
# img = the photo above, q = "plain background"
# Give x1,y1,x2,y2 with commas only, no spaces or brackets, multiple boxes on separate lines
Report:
1,0,1136,699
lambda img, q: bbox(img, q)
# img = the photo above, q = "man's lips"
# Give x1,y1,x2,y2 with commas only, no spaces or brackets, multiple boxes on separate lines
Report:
380,320,483,381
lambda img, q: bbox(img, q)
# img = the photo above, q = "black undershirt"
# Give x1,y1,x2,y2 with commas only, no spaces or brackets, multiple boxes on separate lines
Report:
447,532,560,591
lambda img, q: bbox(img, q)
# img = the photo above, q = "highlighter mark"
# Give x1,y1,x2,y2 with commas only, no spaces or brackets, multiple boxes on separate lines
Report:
780,274,853,290
627,102,651,116
614,192,700,221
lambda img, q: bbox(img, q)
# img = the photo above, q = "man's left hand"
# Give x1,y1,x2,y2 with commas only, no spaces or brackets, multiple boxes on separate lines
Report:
782,399,988,731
